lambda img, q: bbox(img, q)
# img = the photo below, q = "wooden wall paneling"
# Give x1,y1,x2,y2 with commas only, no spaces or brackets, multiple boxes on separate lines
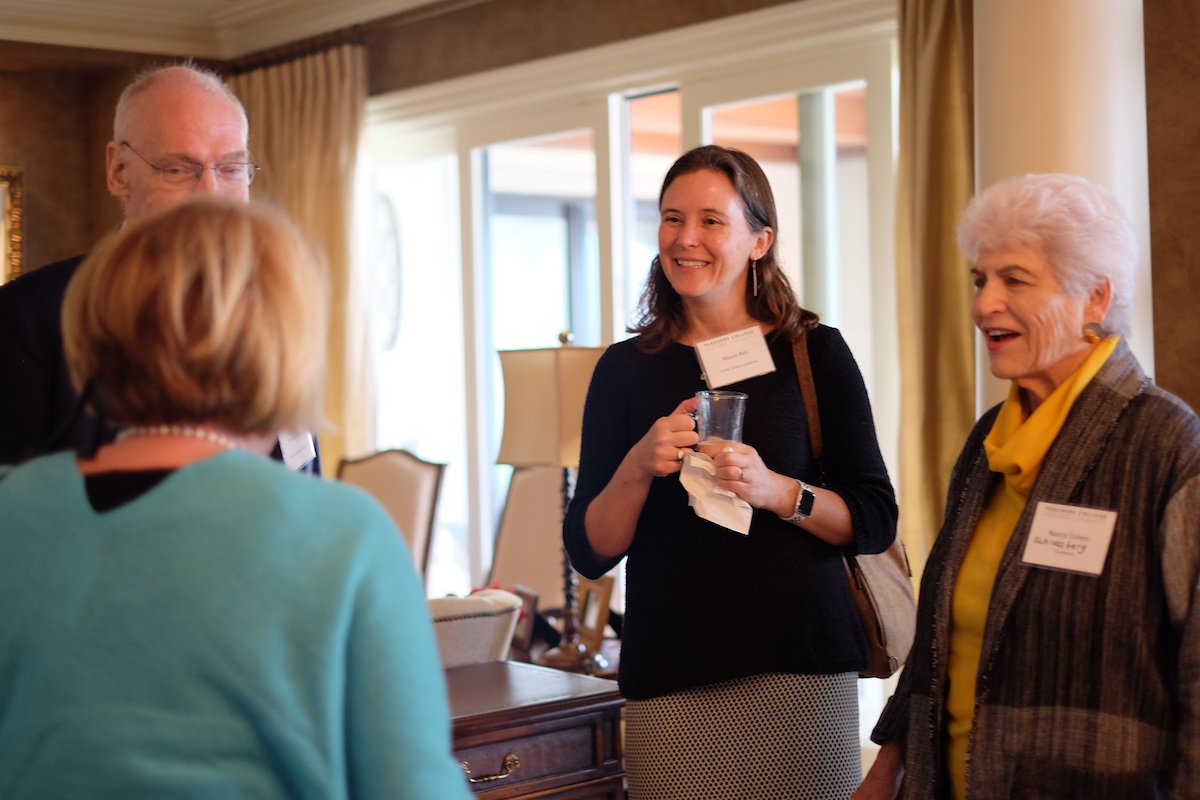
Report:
363,0,797,96
1144,0,1200,412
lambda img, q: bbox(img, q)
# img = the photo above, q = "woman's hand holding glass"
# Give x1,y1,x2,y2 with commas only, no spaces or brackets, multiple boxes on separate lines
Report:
582,395,700,560
699,440,793,515
699,436,854,547
643,396,701,477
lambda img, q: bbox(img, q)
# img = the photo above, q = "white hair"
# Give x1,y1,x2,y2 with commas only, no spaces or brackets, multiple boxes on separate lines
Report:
112,62,248,142
957,173,1139,334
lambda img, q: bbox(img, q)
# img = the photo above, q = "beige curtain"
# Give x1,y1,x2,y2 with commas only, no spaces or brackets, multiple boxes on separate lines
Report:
231,44,369,475
896,0,976,578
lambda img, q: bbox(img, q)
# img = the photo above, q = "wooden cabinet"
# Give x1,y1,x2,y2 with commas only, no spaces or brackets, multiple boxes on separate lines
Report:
446,661,625,799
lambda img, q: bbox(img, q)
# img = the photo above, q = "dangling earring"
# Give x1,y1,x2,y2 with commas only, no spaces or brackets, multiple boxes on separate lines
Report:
1083,322,1107,344
751,260,759,298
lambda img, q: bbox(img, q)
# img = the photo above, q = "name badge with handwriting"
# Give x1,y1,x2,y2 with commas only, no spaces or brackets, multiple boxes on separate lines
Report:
695,326,775,389
1020,501,1117,577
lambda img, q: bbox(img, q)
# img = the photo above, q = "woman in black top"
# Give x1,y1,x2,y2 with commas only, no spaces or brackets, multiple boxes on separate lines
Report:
564,145,897,799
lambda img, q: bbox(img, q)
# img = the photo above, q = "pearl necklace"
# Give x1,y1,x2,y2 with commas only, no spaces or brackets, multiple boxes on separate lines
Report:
117,424,238,451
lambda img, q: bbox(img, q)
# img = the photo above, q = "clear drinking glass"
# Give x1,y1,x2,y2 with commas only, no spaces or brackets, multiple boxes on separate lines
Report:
694,390,748,444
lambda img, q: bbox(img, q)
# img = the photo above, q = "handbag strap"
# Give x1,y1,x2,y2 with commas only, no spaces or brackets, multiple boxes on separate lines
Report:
791,333,823,463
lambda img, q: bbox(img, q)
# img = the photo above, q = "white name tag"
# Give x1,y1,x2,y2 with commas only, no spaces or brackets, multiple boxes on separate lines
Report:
1020,501,1117,576
694,326,775,389
278,431,317,471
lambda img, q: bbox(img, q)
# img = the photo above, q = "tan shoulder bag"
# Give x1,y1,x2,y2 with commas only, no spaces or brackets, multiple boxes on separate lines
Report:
791,334,916,679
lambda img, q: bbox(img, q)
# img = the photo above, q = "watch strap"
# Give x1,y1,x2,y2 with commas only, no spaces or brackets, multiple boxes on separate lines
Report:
781,479,815,524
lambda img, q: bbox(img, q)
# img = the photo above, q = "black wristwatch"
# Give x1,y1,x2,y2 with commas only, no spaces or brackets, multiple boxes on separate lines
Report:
780,480,816,524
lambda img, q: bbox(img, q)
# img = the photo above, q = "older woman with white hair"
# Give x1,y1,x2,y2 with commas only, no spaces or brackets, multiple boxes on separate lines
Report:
856,173,1200,799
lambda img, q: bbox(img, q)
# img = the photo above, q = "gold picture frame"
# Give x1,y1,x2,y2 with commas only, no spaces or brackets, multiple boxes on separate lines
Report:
575,574,614,654
1,167,23,284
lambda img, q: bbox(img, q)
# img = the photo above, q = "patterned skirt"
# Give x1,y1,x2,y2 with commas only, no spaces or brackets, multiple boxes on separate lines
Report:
623,671,861,800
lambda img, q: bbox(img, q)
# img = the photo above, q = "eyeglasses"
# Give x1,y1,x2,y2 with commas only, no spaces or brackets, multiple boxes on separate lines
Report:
121,141,260,186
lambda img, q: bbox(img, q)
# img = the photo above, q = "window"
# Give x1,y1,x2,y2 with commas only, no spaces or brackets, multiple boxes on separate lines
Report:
363,154,467,597
485,131,600,351
364,0,898,608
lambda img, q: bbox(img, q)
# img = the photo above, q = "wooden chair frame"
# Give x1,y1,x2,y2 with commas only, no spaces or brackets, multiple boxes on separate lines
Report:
338,448,446,579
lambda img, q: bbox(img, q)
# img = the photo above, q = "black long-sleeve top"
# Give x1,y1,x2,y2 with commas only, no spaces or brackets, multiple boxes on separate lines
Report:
0,255,93,464
563,326,897,700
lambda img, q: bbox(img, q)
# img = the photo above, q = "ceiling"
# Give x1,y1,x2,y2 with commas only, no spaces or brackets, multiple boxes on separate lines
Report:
0,0,443,61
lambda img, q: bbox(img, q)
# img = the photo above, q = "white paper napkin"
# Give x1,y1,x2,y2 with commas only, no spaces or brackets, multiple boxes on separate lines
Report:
679,451,752,535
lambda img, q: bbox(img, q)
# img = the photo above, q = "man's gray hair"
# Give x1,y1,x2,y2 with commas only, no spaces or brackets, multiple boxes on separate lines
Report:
112,61,248,142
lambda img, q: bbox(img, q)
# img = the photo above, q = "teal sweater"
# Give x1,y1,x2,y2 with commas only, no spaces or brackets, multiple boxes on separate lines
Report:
0,451,472,800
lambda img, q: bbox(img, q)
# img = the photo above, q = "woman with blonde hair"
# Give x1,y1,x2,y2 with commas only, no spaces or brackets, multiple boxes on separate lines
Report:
0,197,472,799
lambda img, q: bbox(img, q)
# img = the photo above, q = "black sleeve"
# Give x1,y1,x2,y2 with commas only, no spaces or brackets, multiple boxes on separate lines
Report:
563,344,637,579
807,326,899,555
0,259,81,464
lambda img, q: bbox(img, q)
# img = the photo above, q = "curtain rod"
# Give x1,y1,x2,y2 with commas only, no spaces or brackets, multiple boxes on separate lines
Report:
228,31,365,75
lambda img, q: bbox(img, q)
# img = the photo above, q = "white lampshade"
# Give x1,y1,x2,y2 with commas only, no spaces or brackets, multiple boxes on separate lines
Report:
497,345,604,468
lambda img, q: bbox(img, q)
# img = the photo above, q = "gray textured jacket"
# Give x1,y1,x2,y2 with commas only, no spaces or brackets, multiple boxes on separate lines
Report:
874,341,1200,799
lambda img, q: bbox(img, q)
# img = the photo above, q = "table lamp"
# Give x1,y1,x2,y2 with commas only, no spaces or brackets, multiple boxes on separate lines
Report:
496,334,604,672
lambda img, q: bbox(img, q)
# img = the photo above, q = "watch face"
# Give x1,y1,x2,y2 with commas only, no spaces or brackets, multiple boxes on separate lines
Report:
798,486,815,516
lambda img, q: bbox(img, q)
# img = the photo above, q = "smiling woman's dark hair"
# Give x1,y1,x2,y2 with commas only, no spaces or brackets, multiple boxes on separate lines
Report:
629,144,817,353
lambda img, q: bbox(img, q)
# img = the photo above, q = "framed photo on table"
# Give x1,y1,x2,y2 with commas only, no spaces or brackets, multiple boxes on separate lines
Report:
575,574,614,654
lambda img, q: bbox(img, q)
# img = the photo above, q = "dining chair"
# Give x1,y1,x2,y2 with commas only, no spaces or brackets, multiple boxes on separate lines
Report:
337,449,446,580
487,465,568,611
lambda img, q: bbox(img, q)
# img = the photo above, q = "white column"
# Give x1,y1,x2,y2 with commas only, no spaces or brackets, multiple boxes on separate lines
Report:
799,90,840,322
973,0,1152,412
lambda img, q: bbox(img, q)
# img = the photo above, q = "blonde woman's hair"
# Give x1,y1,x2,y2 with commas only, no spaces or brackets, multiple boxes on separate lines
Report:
63,196,328,434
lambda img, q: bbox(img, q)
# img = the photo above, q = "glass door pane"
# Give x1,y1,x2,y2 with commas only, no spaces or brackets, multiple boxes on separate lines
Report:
485,130,599,352
482,130,600,570
369,154,468,597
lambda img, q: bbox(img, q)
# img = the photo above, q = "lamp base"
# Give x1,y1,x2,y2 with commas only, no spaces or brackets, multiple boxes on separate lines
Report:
539,639,609,675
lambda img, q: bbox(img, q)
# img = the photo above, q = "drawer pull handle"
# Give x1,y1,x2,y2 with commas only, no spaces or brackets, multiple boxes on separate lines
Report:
460,752,521,784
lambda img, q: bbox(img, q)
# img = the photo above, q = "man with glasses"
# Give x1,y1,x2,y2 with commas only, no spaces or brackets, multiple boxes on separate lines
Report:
0,63,319,472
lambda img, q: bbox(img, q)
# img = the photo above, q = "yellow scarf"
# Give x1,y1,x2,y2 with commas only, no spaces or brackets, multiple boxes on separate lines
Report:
944,335,1118,799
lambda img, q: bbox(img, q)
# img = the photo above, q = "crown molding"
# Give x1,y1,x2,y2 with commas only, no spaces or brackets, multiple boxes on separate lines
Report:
0,0,431,60
213,0,429,58
368,0,895,133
